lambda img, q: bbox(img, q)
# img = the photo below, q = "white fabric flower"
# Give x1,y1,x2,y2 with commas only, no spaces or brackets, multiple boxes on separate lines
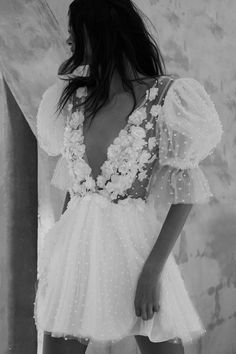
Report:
97,175,106,188
105,181,115,194
108,144,122,160
76,87,87,98
111,175,131,193
149,87,159,101
122,147,139,161
118,162,130,174
133,138,147,150
150,104,162,117
130,126,146,139
69,111,84,128
74,160,91,179
129,107,147,126
117,131,130,147
138,170,147,182
145,121,153,130
148,137,157,150
70,130,83,143
113,137,120,145
139,150,151,165
60,77,164,201
70,144,85,156
101,161,116,179
84,176,96,190
111,174,121,184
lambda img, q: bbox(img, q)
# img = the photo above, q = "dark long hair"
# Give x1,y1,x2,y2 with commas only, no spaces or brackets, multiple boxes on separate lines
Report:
57,0,166,123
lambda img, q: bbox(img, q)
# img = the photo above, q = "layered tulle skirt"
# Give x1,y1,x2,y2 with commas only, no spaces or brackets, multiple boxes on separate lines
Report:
34,193,206,347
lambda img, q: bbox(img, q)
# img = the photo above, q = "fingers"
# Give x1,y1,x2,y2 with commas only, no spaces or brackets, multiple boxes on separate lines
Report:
135,306,141,317
135,303,160,321
141,305,148,321
153,303,160,313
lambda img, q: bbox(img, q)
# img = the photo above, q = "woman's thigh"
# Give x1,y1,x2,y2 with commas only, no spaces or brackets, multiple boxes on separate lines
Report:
134,335,185,354
42,333,88,354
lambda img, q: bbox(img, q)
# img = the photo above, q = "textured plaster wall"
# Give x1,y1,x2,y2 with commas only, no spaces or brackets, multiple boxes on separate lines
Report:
0,1,70,353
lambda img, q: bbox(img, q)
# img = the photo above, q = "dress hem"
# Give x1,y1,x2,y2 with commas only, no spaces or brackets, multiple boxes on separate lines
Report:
37,322,206,348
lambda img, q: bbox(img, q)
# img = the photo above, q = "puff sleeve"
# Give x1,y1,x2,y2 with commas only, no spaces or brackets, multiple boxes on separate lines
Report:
37,66,90,192
36,75,75,192
148,77,223,205
36,77,67,156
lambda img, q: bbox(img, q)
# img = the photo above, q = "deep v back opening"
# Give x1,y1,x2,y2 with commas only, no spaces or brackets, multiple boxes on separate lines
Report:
82,78,159,182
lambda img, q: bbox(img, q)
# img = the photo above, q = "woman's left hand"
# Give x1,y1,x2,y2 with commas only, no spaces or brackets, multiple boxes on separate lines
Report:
134,262,162,321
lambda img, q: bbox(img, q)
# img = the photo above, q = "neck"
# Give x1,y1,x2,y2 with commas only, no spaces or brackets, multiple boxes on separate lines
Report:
108,60,146,100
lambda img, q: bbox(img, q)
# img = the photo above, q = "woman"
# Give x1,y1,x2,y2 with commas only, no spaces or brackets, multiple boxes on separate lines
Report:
34,0,223,353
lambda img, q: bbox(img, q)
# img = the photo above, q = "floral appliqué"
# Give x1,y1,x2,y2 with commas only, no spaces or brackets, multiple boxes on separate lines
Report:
62,80,160,201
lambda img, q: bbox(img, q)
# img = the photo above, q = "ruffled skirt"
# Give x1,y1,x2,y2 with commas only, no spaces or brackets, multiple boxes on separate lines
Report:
34,193,206,347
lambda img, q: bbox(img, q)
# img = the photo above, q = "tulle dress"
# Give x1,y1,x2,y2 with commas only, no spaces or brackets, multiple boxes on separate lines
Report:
34,65,223,348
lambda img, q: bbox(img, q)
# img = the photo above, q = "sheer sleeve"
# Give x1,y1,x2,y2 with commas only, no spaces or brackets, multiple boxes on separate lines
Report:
148,77,224,205
50,155,73,192
37,66,90,192
36,76,67,156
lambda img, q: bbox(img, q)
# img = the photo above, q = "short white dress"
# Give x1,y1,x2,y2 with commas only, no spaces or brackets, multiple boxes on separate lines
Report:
34,65,223,348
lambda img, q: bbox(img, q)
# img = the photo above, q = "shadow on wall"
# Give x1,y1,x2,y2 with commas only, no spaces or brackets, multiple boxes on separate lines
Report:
0,78,38,353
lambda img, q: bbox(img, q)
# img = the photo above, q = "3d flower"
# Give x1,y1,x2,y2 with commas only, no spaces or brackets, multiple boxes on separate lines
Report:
129,107,147,126
148,137,157,150
62,84,158,201
133,138,147,150
69,111,84,128
84,176,96,190
118,162,130,175
76,87,87,98
107,144,122,160
138,170,147,182
150,104,162,117
149,87,159,101
70,129,83,143
130,126,146,139
74,160,91,179
70,144,86,156
139,150,151,165
101,160,116,179
97,175,106,188
145,121,154,130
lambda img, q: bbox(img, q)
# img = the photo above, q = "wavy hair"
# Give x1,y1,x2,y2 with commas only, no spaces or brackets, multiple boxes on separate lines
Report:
57,0,166,124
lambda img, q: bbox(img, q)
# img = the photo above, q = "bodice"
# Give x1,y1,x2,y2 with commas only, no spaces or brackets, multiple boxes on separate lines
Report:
37,67,223,208
61,77,174,204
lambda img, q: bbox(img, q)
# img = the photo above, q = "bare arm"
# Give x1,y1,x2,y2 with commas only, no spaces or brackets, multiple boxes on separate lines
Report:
145,203,193,274
134,202,194,319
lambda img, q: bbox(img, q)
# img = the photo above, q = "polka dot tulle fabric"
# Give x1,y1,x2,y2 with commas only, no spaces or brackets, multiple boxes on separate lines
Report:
35,67,223,347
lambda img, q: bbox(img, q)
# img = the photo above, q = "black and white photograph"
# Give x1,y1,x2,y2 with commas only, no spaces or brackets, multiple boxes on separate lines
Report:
1,1,233,354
